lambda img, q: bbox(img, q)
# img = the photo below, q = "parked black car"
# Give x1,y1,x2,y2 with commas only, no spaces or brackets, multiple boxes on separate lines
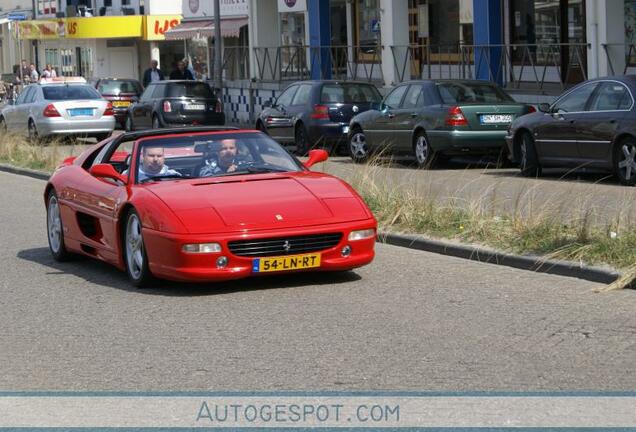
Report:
93,78,143,128
125,80,224,130
256,80,382,155
506,75,636,185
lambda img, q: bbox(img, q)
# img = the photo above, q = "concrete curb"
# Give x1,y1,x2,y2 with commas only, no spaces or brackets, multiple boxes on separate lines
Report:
0,162,622,284
0,163,50,181
379,232,621,284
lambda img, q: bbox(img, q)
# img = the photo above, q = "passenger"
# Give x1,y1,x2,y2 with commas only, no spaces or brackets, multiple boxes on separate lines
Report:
137,146,181,181
199,139,246,176
169,60,194,80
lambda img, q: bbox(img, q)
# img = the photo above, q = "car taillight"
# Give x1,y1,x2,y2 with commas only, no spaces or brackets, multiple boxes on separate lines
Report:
310,104,330,120
103,102,114,116
43,104,61,117
527,105,537,113
163,101,172,112
445,106,468,126
215,99,223,113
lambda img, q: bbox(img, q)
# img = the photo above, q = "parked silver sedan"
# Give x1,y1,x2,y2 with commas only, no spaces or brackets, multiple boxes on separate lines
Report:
0,80,115,141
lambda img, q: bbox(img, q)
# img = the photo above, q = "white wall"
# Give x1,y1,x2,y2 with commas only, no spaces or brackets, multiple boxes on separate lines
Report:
147,0,181,16
0,0,32,13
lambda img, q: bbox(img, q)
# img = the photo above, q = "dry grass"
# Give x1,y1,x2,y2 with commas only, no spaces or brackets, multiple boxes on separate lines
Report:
0,132,81,172
341,153,636,290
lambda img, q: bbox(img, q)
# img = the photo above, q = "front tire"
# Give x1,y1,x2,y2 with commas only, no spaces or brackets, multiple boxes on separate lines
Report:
614,137,636,186
124,209,154,287
28,120,39,143
518,131,541,177
348,127,369,163
47,190,71,261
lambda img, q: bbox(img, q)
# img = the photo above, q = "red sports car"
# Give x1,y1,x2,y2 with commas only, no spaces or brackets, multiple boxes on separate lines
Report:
45,127,376,286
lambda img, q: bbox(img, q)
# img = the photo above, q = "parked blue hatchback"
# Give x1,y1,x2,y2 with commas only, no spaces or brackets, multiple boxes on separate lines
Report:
256,80,382,155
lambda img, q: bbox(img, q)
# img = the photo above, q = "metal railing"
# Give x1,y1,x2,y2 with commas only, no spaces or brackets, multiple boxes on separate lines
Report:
252,45,383,83
390,43,589,91
210,45,250,81
601,43,636,75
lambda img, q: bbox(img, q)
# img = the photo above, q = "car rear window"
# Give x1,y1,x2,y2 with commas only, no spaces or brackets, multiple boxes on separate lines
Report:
166,82,214,98
42,85,102,100
320,84,382,104
437,82,514,104
97,80,141,95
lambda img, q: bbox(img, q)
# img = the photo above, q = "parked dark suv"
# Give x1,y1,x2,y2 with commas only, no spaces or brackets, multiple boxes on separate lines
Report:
125,80,224,130
93,78,143,129
256,80,382,155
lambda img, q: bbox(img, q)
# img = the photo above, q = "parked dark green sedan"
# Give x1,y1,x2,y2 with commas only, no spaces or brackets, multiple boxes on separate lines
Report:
347,79,535,167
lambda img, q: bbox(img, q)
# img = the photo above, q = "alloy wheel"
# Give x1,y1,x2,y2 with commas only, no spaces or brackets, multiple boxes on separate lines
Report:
414,135,429,165
618,143,636,182
350,132,368,160
125,213,145,280
47,194,62,254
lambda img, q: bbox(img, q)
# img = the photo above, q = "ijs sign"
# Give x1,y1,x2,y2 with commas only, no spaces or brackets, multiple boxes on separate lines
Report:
277,0,306,12
145,15,181,40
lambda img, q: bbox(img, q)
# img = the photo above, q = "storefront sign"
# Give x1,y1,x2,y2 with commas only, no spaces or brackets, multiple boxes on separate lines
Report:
144,15,182,40
17,20,58,39
277,0,306,13
18,16,144,39
183,0,248,19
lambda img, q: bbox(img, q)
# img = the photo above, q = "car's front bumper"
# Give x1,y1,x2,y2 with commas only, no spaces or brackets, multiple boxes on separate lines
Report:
143,221,376,282
427,129,508,154
37,116,116,137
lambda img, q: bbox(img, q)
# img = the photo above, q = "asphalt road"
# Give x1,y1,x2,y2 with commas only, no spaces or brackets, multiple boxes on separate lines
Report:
1,171,635,391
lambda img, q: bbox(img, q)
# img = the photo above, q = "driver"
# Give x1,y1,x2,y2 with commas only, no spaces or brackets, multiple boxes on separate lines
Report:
199,139,247,176
138,146,181,182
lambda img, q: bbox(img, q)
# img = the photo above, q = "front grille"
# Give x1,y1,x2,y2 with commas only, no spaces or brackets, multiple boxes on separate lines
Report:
228,233,343,257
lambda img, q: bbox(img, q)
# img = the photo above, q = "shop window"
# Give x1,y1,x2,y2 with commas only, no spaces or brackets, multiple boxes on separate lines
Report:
186,38,209,80
354,0,380,62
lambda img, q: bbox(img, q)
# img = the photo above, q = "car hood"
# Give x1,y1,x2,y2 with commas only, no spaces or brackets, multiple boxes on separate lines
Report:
144,173,371,234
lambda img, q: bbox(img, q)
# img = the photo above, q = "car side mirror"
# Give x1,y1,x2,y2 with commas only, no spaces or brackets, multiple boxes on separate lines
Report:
303,149,329,169
538,103,551,113
263,100,273,108
89,163,127,184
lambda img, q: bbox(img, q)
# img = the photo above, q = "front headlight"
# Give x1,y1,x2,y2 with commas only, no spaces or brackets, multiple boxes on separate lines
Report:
182,243,222,254
348,229,376,241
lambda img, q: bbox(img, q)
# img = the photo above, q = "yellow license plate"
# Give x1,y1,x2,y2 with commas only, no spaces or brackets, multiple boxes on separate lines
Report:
112,101,131,107
252,253,321,273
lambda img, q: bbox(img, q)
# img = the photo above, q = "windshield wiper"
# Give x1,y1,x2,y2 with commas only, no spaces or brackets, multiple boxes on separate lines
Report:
140,174,186,183
245,165,289,173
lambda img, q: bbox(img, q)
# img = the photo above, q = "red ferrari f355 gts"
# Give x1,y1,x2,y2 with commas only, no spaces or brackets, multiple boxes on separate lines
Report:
45,127,376,286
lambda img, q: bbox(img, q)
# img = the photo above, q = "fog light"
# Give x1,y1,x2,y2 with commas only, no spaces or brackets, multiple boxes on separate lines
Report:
182,243,222,254
348,229,375,241
341,245,352,257
216,256,228,268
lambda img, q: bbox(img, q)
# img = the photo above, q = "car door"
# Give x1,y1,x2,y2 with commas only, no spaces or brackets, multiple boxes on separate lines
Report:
392,84,424,152
131,83,157,129
2,87,29,131
288,83,313,132
533,82,598,161
265,85,298,142
12,86,35,132
365,84,408,148
576,80,633,163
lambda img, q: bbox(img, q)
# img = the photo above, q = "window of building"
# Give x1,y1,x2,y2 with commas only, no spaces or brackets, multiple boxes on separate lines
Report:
37,0,57,15
354,0,380,62
44,48,59,74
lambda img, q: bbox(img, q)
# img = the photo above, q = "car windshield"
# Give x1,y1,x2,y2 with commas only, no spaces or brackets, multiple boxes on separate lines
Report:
97,80,141,95
42,85,102,100
134,132,303,183
437,82,514,104
166,82,214,98
320,84,382,104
